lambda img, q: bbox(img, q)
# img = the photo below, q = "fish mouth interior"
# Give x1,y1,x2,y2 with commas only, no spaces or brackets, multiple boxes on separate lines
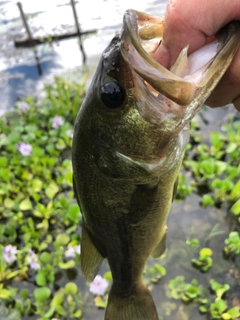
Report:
120,9,240,115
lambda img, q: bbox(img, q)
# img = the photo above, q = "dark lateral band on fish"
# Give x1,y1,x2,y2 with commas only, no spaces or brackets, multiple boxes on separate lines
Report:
72,9,240,320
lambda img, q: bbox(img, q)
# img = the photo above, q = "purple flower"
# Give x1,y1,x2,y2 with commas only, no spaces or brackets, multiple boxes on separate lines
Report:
3,245,18,264
65,245,81,258
16,142,32,156
18,101,30,113
52,116,64,129
66,129,73,138
27,250,40,270
89,275,108,296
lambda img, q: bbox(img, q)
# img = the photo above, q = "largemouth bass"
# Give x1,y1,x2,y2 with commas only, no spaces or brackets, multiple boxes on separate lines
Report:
72,9,240,320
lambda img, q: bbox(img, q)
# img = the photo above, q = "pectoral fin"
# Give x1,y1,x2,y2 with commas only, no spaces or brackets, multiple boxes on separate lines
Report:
151,227,167,258
81,224,105,282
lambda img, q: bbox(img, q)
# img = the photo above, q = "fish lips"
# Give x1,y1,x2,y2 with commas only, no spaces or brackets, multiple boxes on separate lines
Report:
120,9,240,129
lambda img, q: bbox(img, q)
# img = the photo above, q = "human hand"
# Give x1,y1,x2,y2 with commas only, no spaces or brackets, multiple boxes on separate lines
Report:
153,0,240,111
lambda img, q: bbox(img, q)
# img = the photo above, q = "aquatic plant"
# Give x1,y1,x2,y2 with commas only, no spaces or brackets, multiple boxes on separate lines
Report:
192,247,213,272
0,77,239,319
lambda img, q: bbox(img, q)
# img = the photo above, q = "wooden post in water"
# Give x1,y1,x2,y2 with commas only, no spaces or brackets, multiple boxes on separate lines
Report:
70,0,87,64
16,2,42,75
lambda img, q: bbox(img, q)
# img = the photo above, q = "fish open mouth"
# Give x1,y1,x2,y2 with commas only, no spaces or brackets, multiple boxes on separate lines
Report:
120,9,240,126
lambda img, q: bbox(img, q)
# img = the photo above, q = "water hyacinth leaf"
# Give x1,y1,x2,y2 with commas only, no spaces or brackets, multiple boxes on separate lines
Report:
230,199,240,215
58,260,75,269
103,271,113,281
56,138,66,150
3,198,15,209
20,289,28,298
0,287,12,299
40,252,51,263
224,231,240,254
35,272,47,286
36,219,49,230
43,306,55,318
226,142,237,153
73,310,82,318
32,179,43,192
0,157,8,167
215,161,227,174
200,194,215,208
33,210,43,218
56,233,70,245
68,203,81,221
221,313,231,319
64,282,78,294
210,299,227,315
94,296,107,309
56,305,67,316
33,287,51,302
199,305,207,313
230,180,240,200
21,170,33,180
45,182,59,199
50,290,64,308
19,198,32,211
200,248,212,257
227,306,240,318
46,144,56,155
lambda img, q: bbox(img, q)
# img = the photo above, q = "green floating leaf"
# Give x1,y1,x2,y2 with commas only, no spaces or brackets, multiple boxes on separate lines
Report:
73,310,82,318
4,198,15,209
0,157,8,167
94,296,107,309
32,179,43,192
0,287,12,299
68,203,81,221
104,271,113,281
56,138,66,150
230,199,240,215
40,252,52,263
227,306,240,318
33,287,51,302
221,313,231,319
65,282,78,294
45,181,59,199
230,180,240,200
56,305,67,316
58,260,75,269
200,248,213,257
43,306,55,318
35,272,47,286
19,198,32,211
226,142,237,153
56,233,70,246
51,290,64,308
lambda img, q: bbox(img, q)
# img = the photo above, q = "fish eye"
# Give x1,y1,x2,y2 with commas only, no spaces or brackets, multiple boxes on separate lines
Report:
100,82,125,108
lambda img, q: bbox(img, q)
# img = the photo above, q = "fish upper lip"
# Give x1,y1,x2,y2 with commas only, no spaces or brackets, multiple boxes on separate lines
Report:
119,9,240,133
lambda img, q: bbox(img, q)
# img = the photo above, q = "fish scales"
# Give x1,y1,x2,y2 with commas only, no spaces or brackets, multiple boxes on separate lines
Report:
72,9,240,320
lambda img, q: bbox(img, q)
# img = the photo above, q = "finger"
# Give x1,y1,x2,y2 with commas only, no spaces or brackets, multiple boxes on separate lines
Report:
154,0,240,66
205,48,240,109
232,96,240,111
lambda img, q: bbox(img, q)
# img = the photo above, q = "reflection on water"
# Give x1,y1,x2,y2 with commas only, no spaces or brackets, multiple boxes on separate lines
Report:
0,0,168,115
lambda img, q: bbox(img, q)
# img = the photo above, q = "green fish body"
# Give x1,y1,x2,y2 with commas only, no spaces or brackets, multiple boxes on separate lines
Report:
72,10,240,320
